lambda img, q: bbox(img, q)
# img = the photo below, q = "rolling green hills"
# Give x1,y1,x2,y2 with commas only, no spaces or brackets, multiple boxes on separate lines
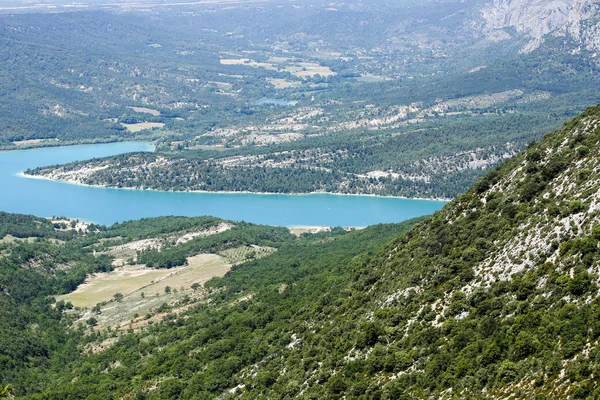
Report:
2,105,600,398
6,3,600,198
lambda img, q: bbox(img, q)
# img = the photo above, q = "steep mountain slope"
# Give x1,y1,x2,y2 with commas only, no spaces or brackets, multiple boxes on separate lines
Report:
481,0,600,54
26,106,600,399
337,104,600,398
239,103,600,398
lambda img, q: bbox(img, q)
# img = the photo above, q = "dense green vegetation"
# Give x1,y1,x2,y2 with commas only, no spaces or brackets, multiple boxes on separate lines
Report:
137,223,294,269
29,110,571,198
7,106,600,398
0,212,75,239
0,214,307,397
6,3,600,198
0,214,110,394
21,220,420,399
4,2,600,398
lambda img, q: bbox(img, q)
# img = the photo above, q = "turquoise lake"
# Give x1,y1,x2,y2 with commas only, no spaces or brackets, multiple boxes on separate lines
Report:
255,98,297,106
0,142,447,226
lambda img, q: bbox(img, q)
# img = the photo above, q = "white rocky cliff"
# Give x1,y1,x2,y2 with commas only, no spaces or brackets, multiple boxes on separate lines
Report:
481,0,600,54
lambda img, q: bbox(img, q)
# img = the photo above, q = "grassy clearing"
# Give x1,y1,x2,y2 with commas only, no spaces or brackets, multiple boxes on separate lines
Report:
58,265,171,308
120,122,165,132
219,58,276,70
60,253,231,327
12,138,59,146
148,253,230,294
127,106,161,116
60,254,229,308
107,238,161,259
355,74,392,82
285,62,336,78
107,247,137,265
0,234,38,244
267,78,301,89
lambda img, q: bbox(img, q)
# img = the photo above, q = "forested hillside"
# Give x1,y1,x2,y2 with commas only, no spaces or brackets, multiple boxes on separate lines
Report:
3,105,599,398
0,213,311,396
6,2,600,198
4,0,600,397
0,211,420,398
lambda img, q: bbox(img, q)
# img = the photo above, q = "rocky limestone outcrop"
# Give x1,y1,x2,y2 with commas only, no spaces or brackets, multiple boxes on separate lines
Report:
481,0,600,54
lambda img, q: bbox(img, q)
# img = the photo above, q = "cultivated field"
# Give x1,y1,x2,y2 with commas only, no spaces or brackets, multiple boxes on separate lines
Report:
127,106,161,116
285,62,336,78
219,58,276,70
220,57,335,79
59,253,231,327
120,122,165,132
267,78,301,89
218,245,276,265
58,265,173,308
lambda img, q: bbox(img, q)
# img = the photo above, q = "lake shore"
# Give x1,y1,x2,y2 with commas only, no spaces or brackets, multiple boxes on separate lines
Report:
2,142,445,227
288,225,366,236
19,172,452,202
1,138,156,152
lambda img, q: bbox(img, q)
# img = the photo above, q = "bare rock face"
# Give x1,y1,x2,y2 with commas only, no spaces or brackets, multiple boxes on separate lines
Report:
481,0,600,54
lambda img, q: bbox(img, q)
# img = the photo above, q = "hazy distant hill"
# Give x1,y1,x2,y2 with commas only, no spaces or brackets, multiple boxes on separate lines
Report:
3,0,600,198
482,0,600,54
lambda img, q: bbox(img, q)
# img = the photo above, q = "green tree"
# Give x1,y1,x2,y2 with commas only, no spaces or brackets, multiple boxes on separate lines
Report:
0,385,11,399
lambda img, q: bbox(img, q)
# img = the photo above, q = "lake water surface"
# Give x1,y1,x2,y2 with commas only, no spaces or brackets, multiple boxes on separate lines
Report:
0,142,447,226
255,98,297,106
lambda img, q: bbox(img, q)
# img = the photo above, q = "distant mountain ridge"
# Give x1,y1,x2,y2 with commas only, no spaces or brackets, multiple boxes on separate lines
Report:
481,0,600,54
